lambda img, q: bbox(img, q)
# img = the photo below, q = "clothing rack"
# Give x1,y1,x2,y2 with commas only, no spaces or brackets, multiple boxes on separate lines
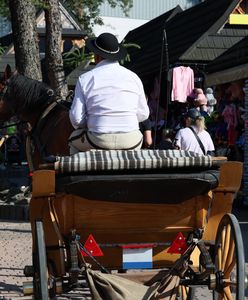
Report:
169,62,207,71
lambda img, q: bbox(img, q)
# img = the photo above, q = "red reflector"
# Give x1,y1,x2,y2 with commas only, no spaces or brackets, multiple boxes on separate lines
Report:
167,232,188,254
29,172,33,177
81,234,104,257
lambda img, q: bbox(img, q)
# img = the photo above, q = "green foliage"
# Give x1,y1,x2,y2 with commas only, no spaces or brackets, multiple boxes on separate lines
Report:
61,0,133,34
0,0,10,18
63,46,93,69
0,44,6,56
120,41,141,65
32,0,50,10
0,0,133,35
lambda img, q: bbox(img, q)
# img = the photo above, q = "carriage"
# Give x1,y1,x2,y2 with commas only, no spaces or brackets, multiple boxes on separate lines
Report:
0,70,246,299
22,149,246,300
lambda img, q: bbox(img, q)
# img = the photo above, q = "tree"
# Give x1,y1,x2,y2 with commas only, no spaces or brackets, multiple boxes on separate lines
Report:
8,0,42,80
3,0,67,97
0,0,133,95
43,0,68,99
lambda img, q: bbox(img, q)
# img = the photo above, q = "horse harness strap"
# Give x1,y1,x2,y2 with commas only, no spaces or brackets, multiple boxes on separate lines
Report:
0,85,8,98
28,101,62,164
25,134,35,172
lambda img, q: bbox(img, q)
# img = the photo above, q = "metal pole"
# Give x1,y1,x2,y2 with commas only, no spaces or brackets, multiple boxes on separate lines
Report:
153,28,168,148
164,30,170,128
243,80,248,205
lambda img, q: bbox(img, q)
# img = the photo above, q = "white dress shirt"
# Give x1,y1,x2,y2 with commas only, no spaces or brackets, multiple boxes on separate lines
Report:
69,60,149,133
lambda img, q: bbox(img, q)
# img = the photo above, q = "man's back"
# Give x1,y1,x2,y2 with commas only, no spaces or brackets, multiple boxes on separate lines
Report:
68,32,149,153
71,60,149,133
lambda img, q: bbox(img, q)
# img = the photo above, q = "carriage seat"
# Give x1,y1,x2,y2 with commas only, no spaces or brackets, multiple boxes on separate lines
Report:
54,150,221,204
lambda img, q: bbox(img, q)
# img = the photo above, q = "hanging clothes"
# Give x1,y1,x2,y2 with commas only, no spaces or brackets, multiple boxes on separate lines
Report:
222,103,238,145
171,66,194,103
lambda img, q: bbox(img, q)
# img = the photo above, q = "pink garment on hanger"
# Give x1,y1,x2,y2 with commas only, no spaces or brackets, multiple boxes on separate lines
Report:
171,66,194,103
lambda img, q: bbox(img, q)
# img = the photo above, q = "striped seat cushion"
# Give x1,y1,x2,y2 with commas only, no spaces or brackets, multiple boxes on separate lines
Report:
55,150,212,174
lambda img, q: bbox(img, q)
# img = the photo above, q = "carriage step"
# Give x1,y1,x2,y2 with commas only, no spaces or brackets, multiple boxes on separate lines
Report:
24,265,34,277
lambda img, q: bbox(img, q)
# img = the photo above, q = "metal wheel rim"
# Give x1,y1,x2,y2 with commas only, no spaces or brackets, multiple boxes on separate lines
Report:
33,220,49,300
213,213,245,300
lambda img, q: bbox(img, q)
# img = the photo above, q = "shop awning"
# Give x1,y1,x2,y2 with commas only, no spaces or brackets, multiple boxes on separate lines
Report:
123,0,242,81
205,33,248,86
205,63,248,86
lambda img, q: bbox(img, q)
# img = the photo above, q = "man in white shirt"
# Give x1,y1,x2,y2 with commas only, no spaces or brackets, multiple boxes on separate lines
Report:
173,108,215,155
69,32,149,154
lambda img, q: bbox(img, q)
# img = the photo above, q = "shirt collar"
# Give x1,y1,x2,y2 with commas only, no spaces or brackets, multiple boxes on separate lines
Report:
95,59,119,68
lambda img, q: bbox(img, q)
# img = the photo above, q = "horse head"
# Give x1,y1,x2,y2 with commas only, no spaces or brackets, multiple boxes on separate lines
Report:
0,65,73,168
0,66,56,126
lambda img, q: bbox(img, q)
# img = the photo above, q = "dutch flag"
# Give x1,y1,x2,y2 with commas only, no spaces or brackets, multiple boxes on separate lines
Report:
122,244,153,269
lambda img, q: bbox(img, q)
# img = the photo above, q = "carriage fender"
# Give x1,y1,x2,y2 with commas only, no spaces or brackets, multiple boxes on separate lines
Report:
32,170,55,197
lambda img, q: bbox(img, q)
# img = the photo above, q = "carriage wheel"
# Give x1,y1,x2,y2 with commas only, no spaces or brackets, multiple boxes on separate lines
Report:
213,213,245,300
177,286,195,300
33,220,50,300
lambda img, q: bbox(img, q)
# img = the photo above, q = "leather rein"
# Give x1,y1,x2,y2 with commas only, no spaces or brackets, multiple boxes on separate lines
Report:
26,98,69,172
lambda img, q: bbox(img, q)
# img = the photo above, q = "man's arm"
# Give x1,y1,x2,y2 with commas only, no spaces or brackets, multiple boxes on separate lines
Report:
69,80,87,129
137,83,150,122
173,131,182,150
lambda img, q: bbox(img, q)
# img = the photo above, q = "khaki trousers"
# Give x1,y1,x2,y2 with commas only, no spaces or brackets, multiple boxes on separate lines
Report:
68,129,143,154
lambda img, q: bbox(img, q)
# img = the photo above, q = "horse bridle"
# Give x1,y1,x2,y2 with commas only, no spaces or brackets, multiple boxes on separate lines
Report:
0,85,8,98
0,80,19,116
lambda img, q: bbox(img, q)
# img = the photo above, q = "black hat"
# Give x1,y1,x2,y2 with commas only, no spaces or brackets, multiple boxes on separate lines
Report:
86,33,127,61
185,108,201,120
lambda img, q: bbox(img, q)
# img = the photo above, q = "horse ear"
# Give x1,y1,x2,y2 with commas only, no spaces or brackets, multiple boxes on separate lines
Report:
4,64,12,81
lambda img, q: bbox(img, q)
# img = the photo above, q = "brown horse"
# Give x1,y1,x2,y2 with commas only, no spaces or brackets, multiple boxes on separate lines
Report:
0,70,73,170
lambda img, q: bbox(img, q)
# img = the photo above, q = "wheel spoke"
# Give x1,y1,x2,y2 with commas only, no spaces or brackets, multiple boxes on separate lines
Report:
217,244,222,271
224,237,234,273
181,286,187,300
221,226,226,253
224,258,236,279
221,224,231,270
223,286,233,300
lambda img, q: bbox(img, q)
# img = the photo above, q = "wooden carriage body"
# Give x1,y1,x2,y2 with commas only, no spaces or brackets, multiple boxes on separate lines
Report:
29,150,243,278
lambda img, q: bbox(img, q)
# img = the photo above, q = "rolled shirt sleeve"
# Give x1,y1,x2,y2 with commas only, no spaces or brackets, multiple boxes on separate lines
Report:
136,82,149,122
69,80,87,129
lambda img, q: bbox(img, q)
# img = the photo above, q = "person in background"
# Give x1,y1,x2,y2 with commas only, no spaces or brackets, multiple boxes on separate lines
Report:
69,33,149,154
158,128,174,150
173,108,215,155
139,119,152,148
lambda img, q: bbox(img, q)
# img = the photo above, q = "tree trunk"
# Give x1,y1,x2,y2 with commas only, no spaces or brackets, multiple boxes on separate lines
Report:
44,0,68,100
9,0,42,80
